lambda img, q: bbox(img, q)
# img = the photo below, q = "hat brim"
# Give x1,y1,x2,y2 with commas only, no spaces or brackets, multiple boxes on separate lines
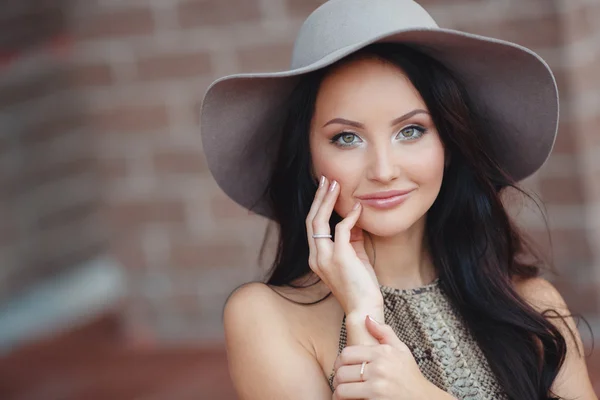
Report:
200,28,558,219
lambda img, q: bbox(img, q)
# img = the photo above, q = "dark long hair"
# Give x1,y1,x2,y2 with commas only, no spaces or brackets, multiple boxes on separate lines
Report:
261,43,570,400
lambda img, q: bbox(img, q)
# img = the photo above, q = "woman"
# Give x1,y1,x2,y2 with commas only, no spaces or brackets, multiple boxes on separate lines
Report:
200,0,596,399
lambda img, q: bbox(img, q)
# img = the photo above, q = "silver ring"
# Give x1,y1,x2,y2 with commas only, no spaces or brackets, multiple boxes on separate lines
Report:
360,361,367,381
312,234,332,239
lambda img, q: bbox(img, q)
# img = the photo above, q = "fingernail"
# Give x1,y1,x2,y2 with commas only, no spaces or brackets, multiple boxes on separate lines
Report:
368,315,381,325
329,180,337,192
320,175,326,188
352,202,360,211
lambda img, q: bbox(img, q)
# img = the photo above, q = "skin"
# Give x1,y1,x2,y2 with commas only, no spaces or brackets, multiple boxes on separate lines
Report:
223,57,597,399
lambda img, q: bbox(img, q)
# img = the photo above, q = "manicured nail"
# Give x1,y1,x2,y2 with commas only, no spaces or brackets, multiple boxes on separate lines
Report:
329,180,337,192
353,202,360,210
320,175,326,188
368,315,381,325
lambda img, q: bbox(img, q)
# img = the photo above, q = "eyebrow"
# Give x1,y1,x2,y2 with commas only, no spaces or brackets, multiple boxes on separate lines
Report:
322,109,430,129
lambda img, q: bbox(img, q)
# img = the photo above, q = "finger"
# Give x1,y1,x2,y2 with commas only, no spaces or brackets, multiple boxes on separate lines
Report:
333,202,361,249
335,345,377,370
334,382,370,400
332,364,364,388
365,315,401,346
349,225,370,263
349,224,364,243
306,175,328,222
312,179,338,257
306,176,328,270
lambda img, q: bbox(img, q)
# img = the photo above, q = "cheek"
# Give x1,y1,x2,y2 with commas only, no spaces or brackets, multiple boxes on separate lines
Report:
406,138,446,187
417,149,445,185
311,149,362,215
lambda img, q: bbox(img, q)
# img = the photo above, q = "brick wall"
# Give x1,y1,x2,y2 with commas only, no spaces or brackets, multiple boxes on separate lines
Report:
1,0,598,364
0,0,107,304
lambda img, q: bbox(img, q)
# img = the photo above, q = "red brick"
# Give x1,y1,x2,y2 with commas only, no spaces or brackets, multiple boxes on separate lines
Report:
21,114,84,146
109,200,187,229
553,59,600,111
17,240,105,294
71,62,114,87
553,99,600,155
75,8,155,40
112,235,147,270
137,51,212,81
552,116,580,155
209,194,250,219
538,175,585,205
177,0,261,28
583,177,600,203
285,0,327,17
86,104,169,133
562,2,597,45
153,149,207,175
453,13,561,50
528,228,594,269
171,239,247,269
578,112,600,150
0,5,65,52
0,135,11,161
18,158,93,191
0,335,236,400
237,44,292,72
568,61,600,102
168,293,202,320
98,157,129,181
0,69,67,109
0,218,17,248
552,279,599,315
552,68,570,105
587,352,600,394
37,200,99,231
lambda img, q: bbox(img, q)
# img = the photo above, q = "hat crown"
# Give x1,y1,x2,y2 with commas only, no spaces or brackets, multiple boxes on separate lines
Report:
291,0,438,69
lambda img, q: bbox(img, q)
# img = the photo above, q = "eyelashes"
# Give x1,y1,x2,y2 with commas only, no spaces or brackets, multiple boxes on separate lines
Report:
331,132,362,147
330,125,427,148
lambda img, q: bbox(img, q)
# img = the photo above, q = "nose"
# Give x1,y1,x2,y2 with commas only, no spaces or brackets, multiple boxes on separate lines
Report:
366,144,400,183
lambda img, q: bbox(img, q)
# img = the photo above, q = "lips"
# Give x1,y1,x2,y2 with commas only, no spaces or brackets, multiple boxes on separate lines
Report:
356,189,415,210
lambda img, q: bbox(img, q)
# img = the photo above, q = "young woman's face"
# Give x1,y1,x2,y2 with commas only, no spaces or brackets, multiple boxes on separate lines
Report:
309,56,445,237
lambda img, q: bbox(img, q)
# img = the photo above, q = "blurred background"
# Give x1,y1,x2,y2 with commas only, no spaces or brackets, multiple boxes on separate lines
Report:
0,0,598,399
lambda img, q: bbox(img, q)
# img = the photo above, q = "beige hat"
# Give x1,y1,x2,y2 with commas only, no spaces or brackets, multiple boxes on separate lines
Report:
200,0,558,219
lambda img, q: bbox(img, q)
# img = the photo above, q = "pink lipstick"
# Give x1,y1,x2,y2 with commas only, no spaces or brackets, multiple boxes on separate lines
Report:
356,189,415,210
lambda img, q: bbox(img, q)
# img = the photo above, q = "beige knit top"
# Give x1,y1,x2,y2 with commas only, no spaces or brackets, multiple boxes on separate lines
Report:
327,279,509,399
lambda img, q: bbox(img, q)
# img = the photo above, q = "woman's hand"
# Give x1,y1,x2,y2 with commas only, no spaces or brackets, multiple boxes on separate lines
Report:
306,176,383,317
332,316,454,400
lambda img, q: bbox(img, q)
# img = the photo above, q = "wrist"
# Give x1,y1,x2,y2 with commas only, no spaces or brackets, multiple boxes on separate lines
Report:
346,306,384,326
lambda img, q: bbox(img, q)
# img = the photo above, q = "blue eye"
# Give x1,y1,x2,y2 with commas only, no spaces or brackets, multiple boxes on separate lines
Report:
331,132,362,147
396,125,426,140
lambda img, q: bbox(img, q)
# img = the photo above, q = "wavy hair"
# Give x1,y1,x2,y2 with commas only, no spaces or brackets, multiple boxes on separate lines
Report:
259,43,572,399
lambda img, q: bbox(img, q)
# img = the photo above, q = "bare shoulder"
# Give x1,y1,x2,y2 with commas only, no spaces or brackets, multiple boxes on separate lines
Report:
223,281,334,399
513,276,569,314
223,282,287,342
513,276,597,398
224,278,333,324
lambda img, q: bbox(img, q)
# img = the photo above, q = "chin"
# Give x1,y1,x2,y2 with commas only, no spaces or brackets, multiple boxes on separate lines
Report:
358,210,422,238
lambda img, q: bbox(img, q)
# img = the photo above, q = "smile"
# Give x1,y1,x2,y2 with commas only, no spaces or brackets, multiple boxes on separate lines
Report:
356,189,415,210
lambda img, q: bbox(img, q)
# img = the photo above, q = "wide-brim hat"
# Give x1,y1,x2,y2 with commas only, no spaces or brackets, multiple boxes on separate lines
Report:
200,0,558,219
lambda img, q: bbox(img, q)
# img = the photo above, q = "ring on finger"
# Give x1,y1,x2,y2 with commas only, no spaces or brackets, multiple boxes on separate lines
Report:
312,234,332,239
360,361,367,382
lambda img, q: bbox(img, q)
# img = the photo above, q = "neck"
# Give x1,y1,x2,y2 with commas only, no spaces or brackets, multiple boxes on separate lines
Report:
364,217,437,290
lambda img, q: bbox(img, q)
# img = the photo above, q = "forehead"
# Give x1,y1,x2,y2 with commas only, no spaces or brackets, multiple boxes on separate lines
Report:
314,56,426,120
